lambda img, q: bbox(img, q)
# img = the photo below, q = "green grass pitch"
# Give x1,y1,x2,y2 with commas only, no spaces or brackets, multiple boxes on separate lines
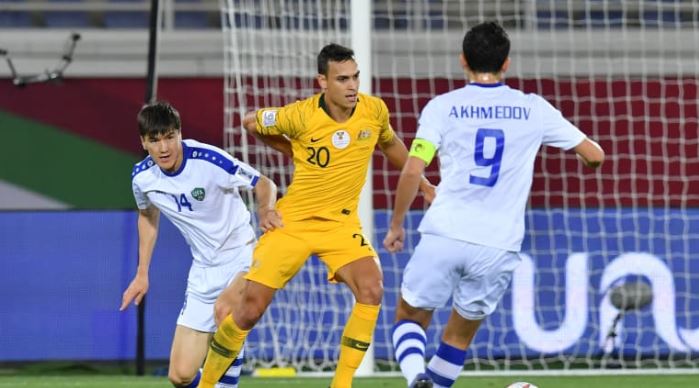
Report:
1,375,698,387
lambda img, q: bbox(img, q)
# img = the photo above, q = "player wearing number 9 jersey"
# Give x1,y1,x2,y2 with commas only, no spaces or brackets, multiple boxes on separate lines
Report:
383,22,605,388
197,44,435,388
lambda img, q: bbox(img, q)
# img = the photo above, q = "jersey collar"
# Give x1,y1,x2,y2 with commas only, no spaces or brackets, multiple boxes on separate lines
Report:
161,141,188,177
468,82,504,88
319,93,357,120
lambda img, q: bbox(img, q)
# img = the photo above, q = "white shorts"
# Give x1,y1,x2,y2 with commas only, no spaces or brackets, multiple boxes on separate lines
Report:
177,243,252,332
401,234,521,320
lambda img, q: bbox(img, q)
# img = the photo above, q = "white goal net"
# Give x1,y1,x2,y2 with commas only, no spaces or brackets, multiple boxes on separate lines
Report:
221,0,699,374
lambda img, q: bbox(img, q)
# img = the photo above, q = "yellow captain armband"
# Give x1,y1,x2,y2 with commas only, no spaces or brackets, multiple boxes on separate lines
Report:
409,138,437,165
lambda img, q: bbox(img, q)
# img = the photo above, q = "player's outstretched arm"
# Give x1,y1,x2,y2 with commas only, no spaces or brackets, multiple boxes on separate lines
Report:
253,175,283,232
120,206,160,311
384,156,427,253
574,138,605,168
242,111,293,157
378,136,436,203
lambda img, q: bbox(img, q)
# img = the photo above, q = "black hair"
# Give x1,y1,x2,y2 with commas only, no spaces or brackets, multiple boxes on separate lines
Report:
462,21,510,74
317,43,355,75
137,101,181,138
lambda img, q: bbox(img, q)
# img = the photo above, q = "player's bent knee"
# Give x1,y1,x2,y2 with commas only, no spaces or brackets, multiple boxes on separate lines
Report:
234,281,275,329
236,295,269,329
395,300,432,325
355,279,383,305
214,300,232,325
237,305,264,329
168,368,196,386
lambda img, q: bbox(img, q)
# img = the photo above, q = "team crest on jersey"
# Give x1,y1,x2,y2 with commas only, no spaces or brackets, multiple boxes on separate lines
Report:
191,187,206,201
262,109,277,127
357,129,372,141
332,130,351,149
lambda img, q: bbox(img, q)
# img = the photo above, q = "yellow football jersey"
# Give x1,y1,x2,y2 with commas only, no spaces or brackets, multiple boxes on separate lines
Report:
256,92,395,222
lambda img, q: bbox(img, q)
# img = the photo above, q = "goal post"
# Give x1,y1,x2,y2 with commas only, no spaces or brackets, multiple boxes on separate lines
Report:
220,0,357,374
221,0,699,376
351,0,375,377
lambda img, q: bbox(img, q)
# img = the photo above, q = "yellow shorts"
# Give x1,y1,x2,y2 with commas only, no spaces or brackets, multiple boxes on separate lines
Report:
245,218,377,289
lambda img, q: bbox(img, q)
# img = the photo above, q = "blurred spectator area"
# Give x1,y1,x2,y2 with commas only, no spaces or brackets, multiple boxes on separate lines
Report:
0,0,216,29
0,0,698,30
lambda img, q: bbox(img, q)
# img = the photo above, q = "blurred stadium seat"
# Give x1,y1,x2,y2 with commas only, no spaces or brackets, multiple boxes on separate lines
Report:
174,0,211,29
643,10,681,28
0,0,33,28
0,0,692,31
103,0,149,29
536,10,571,30
425,0,445,29
640,0,680,27
44,0,91,28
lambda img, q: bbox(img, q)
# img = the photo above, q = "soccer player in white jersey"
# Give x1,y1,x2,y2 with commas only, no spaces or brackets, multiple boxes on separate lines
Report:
383,22,605,388
120,102,282,388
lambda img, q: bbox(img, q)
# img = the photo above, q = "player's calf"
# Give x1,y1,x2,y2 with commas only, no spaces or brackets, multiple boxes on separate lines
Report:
234,280,275,329
353,279,383,305
331,303,381,388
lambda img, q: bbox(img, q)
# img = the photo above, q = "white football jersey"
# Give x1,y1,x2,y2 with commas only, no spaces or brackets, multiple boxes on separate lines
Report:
132,139,259,266
417,83,586,251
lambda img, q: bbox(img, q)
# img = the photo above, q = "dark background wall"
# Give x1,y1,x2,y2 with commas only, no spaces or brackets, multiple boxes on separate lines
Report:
2,77,697,208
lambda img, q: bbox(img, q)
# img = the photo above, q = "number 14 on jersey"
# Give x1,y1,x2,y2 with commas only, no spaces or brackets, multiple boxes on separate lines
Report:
170,193,193,212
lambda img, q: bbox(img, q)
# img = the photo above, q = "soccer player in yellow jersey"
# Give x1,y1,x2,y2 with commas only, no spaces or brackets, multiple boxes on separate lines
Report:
197,43,434,388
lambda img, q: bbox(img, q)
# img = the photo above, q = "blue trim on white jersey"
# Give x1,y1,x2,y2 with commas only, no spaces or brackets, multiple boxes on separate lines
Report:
468,82,504,88
131,156,156,178
133,142,260,184
187,144,241,175
161,142,190,177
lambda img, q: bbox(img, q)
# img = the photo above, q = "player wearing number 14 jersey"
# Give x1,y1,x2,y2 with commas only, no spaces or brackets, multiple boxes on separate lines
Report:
383,22,605,388
122,102,281,388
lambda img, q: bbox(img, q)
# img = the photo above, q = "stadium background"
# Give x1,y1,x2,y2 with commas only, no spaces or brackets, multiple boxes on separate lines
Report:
1,0,699,386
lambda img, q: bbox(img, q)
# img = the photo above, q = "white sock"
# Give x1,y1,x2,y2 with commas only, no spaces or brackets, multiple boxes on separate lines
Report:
426,341,466,388
392,320,427,385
